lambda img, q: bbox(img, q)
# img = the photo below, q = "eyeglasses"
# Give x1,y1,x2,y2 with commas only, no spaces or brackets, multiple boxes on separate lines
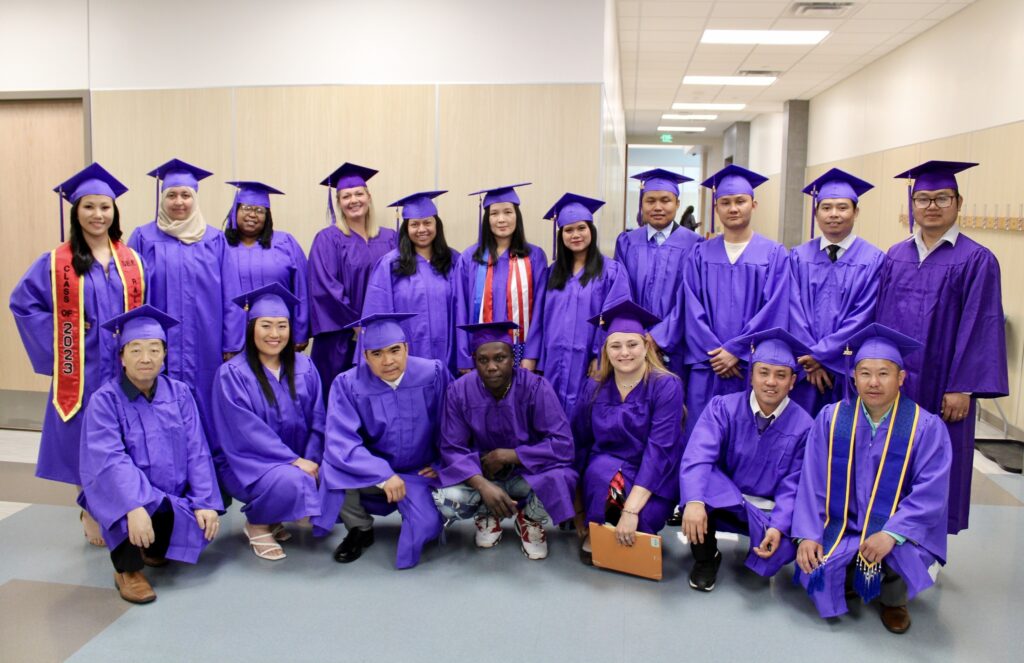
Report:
912,195,956,209
239,205,267,215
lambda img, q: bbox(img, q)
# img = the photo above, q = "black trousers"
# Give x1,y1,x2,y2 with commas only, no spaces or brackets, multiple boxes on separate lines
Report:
110,508,174,573
689,508,747,563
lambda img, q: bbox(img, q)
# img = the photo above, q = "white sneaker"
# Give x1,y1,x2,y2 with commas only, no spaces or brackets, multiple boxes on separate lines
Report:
514,510,548,560
474,515,503,548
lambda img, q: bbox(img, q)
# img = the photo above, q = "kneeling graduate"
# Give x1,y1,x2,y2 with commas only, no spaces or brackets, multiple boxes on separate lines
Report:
80,305,222,604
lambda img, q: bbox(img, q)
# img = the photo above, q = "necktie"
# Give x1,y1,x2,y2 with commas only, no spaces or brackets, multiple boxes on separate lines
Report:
653,231,665,246
755,412,775,434
827,244,840,262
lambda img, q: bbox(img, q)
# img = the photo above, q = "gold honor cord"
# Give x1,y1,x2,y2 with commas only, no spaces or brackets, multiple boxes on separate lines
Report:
822,398,861,561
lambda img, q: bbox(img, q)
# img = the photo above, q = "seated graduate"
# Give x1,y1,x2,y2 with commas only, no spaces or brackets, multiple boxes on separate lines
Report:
313,313,450,569
79,305,222,605
211,283,325,561
679,327,814,592
434,321,577,561
573,300,685,565
792,324,952,634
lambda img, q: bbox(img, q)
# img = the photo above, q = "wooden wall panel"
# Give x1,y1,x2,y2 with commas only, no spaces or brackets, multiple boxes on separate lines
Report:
0,99,85,392
753,176,780,243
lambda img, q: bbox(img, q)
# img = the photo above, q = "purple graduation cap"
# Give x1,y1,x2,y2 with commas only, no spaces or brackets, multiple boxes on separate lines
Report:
101,304,180,348
838,323,922,402
345,312,417,350
232,282,300,321
802,168,874,239
467,183,531,240
458,320,519,353
892,160,977,233
700,164,769,234
146,158,214,222
630,168,692,227
587,299,661,336
224,181,284,230
388,190,447,231
736,327,812,372
53,163,129,242
542,192,605,254
319,162,379,226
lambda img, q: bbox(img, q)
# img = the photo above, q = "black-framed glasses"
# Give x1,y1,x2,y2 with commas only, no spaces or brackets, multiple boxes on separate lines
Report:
239,205,267,215
912,195,956,209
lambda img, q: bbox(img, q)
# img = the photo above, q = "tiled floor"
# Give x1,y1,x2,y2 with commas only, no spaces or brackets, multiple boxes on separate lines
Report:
0,424,1021,663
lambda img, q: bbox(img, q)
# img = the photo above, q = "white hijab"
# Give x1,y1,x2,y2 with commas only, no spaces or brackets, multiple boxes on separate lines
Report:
157,187,207,244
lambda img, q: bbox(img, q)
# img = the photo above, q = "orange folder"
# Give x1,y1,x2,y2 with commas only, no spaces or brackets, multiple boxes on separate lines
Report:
589,522,663,581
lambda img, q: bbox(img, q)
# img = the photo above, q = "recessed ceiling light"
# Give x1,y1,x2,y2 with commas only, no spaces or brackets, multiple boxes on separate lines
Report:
701,29,829,45
672,102,746,111
656,126,707,133
683,75,776,86
662,113,718,121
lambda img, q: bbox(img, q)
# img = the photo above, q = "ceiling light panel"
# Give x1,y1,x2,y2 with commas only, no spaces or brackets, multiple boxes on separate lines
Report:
683,75,776,86
656,126,707,132
672,102,746,111
701,29,829,45
662,114,718,121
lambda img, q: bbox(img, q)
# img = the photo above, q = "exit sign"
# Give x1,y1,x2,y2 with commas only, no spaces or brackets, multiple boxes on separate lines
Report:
660,133,674,143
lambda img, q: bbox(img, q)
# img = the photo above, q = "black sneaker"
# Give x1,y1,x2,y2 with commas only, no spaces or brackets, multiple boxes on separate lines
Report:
689,551,722,592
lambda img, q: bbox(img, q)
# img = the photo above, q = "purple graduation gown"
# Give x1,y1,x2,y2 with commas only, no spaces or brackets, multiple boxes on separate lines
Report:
314,356,450,569
362,248,463,373
455,244,548,370
438,368,577,524
613,224,702,372
308,226,397,394
875,235,1008,533
226,231,311,345
789,237,885,416
537,258,631,420
9,250,148,484
791,399,951,618
573,372,685,534
679,392,812,576
211,353,324,525
128,223,245,482
683,233,790,433
79,375,223,563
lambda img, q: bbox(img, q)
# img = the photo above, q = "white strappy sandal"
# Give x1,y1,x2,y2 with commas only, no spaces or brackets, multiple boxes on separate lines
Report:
244,524,286,561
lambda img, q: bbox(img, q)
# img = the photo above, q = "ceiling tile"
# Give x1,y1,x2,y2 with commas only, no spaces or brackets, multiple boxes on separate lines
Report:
709,1,790,19
703,17,779,29
926,2,972,20
640,1,714,18
842,18,918,33
852,2,943,20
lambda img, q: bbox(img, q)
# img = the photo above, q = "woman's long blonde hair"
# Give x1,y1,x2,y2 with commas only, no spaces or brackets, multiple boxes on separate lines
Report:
333,186,380,238
593,334,670,385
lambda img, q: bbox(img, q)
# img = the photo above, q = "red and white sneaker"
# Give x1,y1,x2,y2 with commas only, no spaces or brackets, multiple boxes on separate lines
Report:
474,515,503,548
514,510,548,560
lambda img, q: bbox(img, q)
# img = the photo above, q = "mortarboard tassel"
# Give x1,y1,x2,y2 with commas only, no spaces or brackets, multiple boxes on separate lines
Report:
476,194,484,243
551,214,558,256
810,187,817,240
710,186,716,235
635,189,645,227
58,190,65,243
395,208,401,233
842,344,853,403
153,177,160,224
906,179,914,234
326,184,337,226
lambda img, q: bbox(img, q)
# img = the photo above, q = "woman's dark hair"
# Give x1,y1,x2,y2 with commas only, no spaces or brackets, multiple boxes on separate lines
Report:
69,198,123,277
394,215,454,277
547,221,604,291
472,204,531,264
244,318,296,410
683,205,695,216
225,206,274,248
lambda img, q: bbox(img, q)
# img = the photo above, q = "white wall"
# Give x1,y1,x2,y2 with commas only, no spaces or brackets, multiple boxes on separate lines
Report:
602,0,627,169
749,111,784,176
0,0,606,92
808,0,1024,165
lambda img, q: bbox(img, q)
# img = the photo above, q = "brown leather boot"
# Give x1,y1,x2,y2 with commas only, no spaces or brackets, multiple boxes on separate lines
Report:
114,571,156,604
880,605,911,634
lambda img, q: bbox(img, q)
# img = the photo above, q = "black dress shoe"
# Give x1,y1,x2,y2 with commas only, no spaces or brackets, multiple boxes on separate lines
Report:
665,509,683,528
333,527,374,563
688,551,722,592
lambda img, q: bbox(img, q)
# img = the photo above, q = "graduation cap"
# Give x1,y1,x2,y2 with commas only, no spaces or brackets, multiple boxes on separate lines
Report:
319,162,379,226
388,191,448,231
587,299,661,336
53,163,129,242
630,169,692,227
344,312,417,350
101,304,180,348
225,181,285,230
893,160,977,233
802,168,874,239
232,283,301,321
146,158,213,224
466,183,531,243
736,327,812,373
846,323,922,370
459,321,519,353
542,193,605,254
700,164,769,234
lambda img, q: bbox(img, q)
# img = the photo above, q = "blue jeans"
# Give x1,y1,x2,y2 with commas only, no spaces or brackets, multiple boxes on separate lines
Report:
433,475,549,524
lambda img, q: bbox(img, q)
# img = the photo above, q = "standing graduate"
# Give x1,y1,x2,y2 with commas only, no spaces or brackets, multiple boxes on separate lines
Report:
683,164,790,434
212,284,325,561
573,301,685,564
435,321,577,561
613,169,701,373
81,305,222,604
362,191,463,373
680,328,813,591
456,183,547,372
793,324,951,634
874,161,1007,534
128,158,245,487
314,313,449,569
223,181,311,350
308,162,398,395
537,193,631,420
10,163,146,547
789,168,885,416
